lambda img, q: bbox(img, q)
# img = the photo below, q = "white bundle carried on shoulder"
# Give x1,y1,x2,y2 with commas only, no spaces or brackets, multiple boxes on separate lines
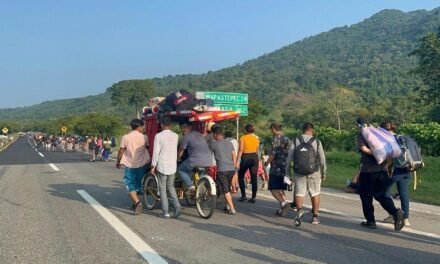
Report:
361,126,401,164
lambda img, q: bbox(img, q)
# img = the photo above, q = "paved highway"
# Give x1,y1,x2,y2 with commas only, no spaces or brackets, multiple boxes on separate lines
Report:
1,137,439,264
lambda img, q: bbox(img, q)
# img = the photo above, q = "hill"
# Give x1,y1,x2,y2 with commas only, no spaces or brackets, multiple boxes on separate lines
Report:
1,7,439,120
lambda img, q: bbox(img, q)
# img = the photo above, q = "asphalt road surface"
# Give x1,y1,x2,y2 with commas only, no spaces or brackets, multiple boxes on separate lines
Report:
1,137,439,264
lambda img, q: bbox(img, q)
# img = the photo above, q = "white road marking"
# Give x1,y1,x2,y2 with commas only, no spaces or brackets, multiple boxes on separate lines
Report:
249,191,440,239
48,163,60,172
38,152,44,157
77,190,168,264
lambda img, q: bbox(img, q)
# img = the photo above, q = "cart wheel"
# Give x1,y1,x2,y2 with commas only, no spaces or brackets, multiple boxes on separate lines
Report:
196,178,216,219
143,174,160,210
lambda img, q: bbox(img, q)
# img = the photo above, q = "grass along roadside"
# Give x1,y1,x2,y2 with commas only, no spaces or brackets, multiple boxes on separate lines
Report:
324,151,440,206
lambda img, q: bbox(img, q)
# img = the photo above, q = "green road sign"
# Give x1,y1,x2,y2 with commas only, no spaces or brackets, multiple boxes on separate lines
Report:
217,104,248,116
197,92,248,105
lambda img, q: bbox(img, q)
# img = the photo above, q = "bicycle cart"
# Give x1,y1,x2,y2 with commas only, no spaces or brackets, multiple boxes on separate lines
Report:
142,109,240,219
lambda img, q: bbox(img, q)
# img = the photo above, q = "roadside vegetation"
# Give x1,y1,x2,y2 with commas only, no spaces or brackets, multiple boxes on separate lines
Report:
325,151,440,205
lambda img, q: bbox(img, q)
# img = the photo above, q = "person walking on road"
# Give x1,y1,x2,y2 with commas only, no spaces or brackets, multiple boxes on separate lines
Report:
237,124,260,203
286,123,326,226
380,121,412,227
265,122,291,217
150,117,182,219
211,127,237,215
88,136,96,162
225,131,239,193
95,135,103,161
116,119,150,215
355,117,404,231
102,136,112,161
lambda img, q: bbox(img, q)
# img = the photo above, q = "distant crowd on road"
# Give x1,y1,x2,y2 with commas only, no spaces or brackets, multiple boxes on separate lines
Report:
115,115,414,232
32,133,117,162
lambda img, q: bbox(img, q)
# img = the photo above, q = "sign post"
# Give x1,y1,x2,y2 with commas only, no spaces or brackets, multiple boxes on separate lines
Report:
61,126,68,136
196,91,249,139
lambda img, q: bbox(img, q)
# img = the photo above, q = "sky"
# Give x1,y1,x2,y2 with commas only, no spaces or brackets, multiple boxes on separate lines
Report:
0,0,439,108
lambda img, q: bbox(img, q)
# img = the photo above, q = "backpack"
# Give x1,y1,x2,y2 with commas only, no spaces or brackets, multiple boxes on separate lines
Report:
111,137,116,148
293,136,321,175
393,135,424,171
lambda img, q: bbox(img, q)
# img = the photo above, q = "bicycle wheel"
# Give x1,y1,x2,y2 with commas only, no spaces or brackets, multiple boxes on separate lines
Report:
142,175,160,210
196,177,216,219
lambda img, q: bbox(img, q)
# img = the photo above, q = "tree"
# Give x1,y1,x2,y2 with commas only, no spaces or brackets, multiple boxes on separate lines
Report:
320,86,357,132
73,113,123,136
107,80,156,118
411,28,440,103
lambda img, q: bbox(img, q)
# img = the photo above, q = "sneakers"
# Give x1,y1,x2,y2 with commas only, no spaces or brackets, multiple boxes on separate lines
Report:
238,197,247,202
227,208,236,215
383,214,394,223
248,198,256,204
261,181,267,190
312,216,320,225
133,201,143,215
281,203,289,217
290,202,297,211
403,218,410,226
174,205,182,219
360,221,377,229
394,209,404,231
294,209,305,227
161,213,170,219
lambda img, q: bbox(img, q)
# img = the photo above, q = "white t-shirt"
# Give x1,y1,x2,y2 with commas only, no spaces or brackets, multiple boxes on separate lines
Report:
151,130,178,175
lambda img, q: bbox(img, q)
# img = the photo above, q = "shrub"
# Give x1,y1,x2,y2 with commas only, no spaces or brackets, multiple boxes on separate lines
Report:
255,122,440,156
399,122,440,156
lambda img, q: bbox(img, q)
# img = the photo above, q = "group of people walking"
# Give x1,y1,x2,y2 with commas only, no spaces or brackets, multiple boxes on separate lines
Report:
116,116,408,232
87,135,115,162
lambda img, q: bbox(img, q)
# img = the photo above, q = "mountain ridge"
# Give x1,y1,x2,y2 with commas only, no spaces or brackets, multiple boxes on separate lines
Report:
1,7,439,120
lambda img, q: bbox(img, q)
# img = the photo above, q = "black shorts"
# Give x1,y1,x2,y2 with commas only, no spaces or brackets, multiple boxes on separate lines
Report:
216,171,234,194
268,174,288,191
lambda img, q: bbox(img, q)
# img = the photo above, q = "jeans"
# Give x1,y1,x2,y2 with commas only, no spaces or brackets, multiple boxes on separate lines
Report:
157,172,181,214
359,171,398,223
177,159,194,188
388,172,411,219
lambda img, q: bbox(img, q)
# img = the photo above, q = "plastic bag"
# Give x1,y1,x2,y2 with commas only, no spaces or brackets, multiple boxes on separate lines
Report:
361,127,401,164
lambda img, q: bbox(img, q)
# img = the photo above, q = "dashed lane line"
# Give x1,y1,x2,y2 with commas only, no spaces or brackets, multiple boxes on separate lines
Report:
49,163,60,172
38,152,44,158
77,190,168,264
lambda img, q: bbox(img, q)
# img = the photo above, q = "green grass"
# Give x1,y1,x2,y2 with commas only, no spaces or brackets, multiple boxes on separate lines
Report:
324,151,440,206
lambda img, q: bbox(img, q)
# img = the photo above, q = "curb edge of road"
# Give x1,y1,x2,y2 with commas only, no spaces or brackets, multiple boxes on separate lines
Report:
0,135,19,153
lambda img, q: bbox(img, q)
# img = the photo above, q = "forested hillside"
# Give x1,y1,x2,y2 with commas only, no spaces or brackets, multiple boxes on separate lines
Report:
1,8,439,123
153,9,440,113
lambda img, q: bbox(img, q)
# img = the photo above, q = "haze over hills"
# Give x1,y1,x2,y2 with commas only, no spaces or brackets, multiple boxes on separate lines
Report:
1,7,439,120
